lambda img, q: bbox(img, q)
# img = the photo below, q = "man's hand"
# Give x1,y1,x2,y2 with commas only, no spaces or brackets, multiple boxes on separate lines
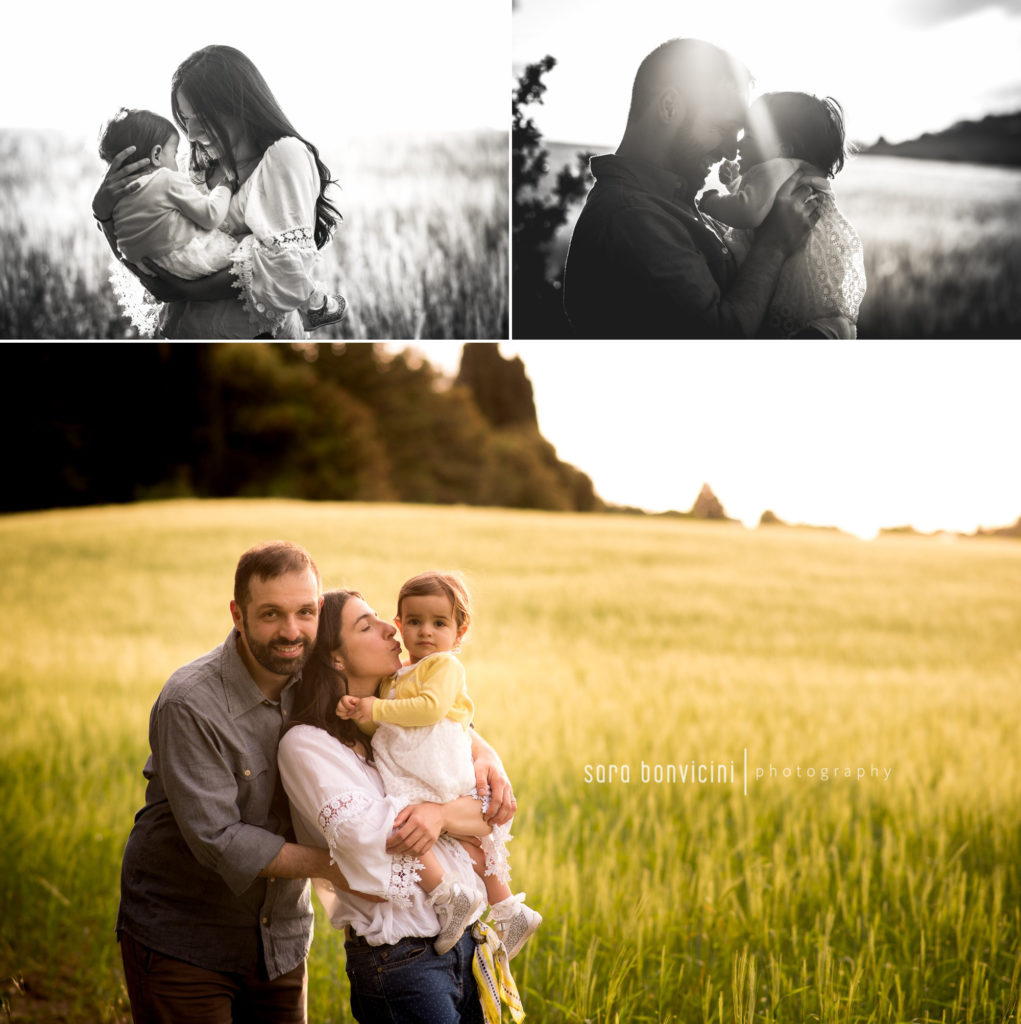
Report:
92,146,152,222
386,803,445,856
757,172,821,257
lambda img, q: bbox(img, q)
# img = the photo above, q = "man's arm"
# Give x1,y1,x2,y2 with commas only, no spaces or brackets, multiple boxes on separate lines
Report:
260,842,385,902
717,173,821,336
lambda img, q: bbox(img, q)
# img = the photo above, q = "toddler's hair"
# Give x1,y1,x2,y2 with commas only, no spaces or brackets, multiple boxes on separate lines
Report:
98,107,178,165
397,571,473,636
759,91,847,178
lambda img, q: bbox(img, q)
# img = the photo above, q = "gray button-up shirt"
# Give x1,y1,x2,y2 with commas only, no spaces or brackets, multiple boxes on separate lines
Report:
116,630,313,978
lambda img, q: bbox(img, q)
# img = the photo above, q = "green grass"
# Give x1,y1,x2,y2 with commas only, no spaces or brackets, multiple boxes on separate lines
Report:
0,129,508,340
2,499,1019,1022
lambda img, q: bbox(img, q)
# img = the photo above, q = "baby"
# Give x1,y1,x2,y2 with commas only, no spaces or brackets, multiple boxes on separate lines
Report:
97,107,346,332
701,92,866,338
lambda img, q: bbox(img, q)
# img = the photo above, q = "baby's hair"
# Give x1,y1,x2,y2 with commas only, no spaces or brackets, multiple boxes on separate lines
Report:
396,570,473,637
758,91,847,178
98,107,178,165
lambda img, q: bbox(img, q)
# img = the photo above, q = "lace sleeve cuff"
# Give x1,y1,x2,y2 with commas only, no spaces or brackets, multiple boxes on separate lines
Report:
229,225,320,338
316,792,423,906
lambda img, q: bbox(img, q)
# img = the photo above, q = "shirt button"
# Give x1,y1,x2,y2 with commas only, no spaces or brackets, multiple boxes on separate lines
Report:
244,769,251,777
262,917,269,924
269,877,276,883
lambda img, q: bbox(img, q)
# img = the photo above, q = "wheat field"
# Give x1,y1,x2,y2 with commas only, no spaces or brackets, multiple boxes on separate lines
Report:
1,499,1019,1022
0,129,508,340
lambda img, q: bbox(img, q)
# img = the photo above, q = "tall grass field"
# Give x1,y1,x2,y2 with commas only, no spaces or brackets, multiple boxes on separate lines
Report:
542,143,1021,338
0,129,508,340
2,499,1019,1022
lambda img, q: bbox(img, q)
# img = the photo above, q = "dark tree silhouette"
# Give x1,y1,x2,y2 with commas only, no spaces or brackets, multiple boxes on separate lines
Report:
512,56,592,339
457,343,537,429
690,483,728,520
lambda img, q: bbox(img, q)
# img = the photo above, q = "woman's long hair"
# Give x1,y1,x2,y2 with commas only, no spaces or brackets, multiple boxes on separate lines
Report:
170,45,341,249
285,588,371,756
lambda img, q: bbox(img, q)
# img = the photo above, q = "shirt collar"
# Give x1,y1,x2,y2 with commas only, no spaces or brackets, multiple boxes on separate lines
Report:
220,628,299,719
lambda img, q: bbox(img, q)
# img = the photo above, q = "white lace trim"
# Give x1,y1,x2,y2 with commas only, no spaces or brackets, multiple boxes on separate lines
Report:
318,791,374,845
228,238,286,337
266,225,316,250
478,792,513,883
388,855,424,907
109,258,162,337
316,791,423,907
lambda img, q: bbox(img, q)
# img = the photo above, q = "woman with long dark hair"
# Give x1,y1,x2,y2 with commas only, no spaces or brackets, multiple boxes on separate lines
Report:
278,589,523,1023
92,45,344,338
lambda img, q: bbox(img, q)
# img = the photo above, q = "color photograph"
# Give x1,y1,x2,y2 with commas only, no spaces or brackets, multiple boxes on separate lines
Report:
0,0,509,340
511,0,1021,338
2,339,1020,1022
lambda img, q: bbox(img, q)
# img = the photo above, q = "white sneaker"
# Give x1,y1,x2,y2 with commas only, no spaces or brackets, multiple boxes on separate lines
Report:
429,880,484,956
491,897,542,959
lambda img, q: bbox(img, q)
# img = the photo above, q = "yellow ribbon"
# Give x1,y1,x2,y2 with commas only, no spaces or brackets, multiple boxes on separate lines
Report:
471,919,525,1023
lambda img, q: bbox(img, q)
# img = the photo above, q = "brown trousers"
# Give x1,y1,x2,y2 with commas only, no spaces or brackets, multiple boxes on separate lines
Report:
119,932,307,1024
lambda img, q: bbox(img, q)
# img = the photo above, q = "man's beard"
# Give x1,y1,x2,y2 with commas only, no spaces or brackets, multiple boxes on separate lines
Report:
242,618,313,677
664,120,714,196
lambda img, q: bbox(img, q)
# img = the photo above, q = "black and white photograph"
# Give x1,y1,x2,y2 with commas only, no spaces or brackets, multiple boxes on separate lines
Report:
511,0,1021,338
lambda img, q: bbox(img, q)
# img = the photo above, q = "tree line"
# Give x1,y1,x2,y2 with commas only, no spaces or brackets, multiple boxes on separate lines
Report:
6,343,602,515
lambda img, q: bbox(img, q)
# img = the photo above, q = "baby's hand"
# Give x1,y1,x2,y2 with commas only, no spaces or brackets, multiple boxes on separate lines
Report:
350,696,375,724
719,159,740,187
337,695,360,719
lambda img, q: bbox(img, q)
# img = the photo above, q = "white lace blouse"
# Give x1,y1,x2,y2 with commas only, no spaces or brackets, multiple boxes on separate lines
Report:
277,724,485,946
112,136,327,339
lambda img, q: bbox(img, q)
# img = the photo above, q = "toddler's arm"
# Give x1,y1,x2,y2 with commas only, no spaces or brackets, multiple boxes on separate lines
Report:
165,173,233,230
371,655,466,728
701,160,800,229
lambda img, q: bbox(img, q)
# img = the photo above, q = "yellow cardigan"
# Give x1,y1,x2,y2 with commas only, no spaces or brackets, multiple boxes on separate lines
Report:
372,651,475,729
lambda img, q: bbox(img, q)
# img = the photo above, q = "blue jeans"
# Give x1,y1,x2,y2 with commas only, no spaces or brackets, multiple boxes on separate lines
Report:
344,929,483,1024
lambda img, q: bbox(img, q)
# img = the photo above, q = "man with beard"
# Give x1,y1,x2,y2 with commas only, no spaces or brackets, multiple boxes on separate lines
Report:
116,541,332,1021
563,38,823,338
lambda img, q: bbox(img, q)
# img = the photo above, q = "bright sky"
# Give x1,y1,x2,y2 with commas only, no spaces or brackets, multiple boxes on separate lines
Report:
512,0,1021,146
402,341,1021,539
0,0,508,140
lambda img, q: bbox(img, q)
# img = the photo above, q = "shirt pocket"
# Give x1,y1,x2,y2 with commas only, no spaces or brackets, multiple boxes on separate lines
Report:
235,748,273,823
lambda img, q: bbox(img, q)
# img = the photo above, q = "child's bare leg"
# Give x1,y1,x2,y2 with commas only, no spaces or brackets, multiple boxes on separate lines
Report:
416,849,444,892
458,838,512,904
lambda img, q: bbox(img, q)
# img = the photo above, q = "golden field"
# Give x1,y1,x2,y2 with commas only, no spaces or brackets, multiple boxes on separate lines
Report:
2,499,1019,1022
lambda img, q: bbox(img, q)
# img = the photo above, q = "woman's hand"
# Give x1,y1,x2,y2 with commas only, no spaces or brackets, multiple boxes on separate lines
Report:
92,146,152,221
386,803,446,856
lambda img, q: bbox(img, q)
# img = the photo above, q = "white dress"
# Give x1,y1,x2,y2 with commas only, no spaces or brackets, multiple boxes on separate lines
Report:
371,658,513,885
278,724,485,946
111,137,328,339
701,156,866,338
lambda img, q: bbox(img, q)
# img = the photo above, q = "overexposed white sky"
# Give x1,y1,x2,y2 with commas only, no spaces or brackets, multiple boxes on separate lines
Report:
403,341,1021,539
0,0,508,140
512,0,1021,147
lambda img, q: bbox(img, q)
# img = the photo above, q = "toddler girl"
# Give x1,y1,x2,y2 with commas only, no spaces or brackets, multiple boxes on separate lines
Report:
339,571,541,958
701,92,866,338
97,107,346,331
